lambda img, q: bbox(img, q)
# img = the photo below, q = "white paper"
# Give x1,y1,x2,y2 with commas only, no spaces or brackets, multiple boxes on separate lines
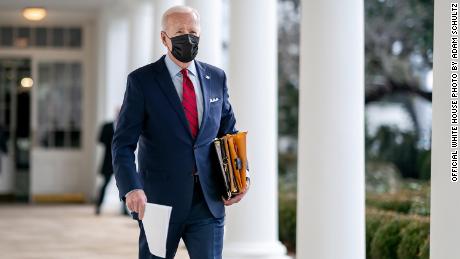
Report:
142,203,172,258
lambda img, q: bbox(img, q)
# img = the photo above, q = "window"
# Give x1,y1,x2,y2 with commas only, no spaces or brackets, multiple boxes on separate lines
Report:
37,62,82,148
16,27,31,47
0,27,13,46
68,28,82,48
51,28,65,47
0,26,82,48
34,27,48,47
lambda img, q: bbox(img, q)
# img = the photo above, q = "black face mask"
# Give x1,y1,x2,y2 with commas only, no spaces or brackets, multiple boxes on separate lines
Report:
164,33,200,63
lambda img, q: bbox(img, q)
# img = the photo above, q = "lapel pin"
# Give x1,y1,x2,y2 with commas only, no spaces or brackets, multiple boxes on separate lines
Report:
205,75,210,79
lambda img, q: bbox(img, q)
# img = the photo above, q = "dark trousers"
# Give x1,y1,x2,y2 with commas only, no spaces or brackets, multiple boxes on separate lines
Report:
96,172,129,215
137,175,225,259
96,173,112,209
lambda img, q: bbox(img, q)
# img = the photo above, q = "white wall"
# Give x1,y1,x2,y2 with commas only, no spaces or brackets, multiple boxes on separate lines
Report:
152,0,185,60
128,0,154,71
430,0,460,257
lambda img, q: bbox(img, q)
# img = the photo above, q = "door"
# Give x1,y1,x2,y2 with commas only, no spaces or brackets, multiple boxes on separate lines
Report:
30,58,85,200
0,24,94,202
0,58,32,201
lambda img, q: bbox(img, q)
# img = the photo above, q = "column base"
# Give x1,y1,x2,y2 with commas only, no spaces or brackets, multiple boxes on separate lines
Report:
223,241,292,259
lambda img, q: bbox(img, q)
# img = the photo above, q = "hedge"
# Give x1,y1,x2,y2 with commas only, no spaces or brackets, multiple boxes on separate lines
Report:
367,208,430,259
278,199,430,258
366,188,430,216
397,221,430,259
279,190,297,252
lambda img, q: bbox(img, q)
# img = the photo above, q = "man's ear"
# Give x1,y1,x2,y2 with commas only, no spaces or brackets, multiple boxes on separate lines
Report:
161,31,167,46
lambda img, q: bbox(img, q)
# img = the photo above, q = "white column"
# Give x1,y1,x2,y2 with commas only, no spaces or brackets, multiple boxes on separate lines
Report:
128,0,154,71
225,0,288,258
97,7,131,214
96,11,109,129
105,16,130,121
430,1,460,258
297,1,365,259
185,0,223,67
152,0,185,60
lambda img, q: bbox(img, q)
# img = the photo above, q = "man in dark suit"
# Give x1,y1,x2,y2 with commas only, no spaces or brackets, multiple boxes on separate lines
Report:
112,5,250,259
95,121,114,215
96,118,129,215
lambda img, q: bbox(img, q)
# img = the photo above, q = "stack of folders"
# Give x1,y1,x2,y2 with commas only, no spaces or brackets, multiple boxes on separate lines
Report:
213,131,248,200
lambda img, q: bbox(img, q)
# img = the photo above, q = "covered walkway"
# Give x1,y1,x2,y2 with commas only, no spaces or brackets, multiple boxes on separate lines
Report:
0,205,189,259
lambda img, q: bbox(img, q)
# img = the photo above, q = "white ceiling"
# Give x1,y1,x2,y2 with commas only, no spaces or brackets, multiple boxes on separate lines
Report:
0,0,118,11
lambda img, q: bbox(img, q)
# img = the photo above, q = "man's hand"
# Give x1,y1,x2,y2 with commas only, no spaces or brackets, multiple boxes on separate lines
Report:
126,189,147,220
222,178,251,206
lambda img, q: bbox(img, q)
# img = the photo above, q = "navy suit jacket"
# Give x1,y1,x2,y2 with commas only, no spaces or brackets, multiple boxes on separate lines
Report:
112,55,238,223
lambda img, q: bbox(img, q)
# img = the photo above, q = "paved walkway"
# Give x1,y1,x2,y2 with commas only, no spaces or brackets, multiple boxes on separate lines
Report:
0,204,189,259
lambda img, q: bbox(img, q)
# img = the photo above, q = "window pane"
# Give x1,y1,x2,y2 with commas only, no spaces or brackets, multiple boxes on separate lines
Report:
70,131,80,147
0,27,13,46
15,27,30,48
37,63,52,147
68,28,82,47
70,63,82,129
53,63,68,129
0,26,82,49
54,130,65,147
51,28,65,47
34,27,47,47
37,62,82,148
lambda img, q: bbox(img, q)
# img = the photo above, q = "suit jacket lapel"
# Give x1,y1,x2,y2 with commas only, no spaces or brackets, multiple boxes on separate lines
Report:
154,56,192,138
194,60,209,142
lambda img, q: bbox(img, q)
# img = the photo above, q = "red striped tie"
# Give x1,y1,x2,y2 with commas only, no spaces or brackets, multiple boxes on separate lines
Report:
181,68,199,139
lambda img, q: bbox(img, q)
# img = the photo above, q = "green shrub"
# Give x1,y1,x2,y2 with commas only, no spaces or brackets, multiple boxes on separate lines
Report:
370,216,411,259
278,175,431,256
416,150,431,180
366,187,431,216
367,216,383,255
397,220,430,259
366,209,430,259
419,237,430,259
366,196,413,214
277,201,431,257
279,191,297,252
366,209,395,258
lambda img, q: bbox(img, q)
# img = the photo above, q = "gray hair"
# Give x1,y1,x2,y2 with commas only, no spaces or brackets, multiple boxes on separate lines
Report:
161,5,200,31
